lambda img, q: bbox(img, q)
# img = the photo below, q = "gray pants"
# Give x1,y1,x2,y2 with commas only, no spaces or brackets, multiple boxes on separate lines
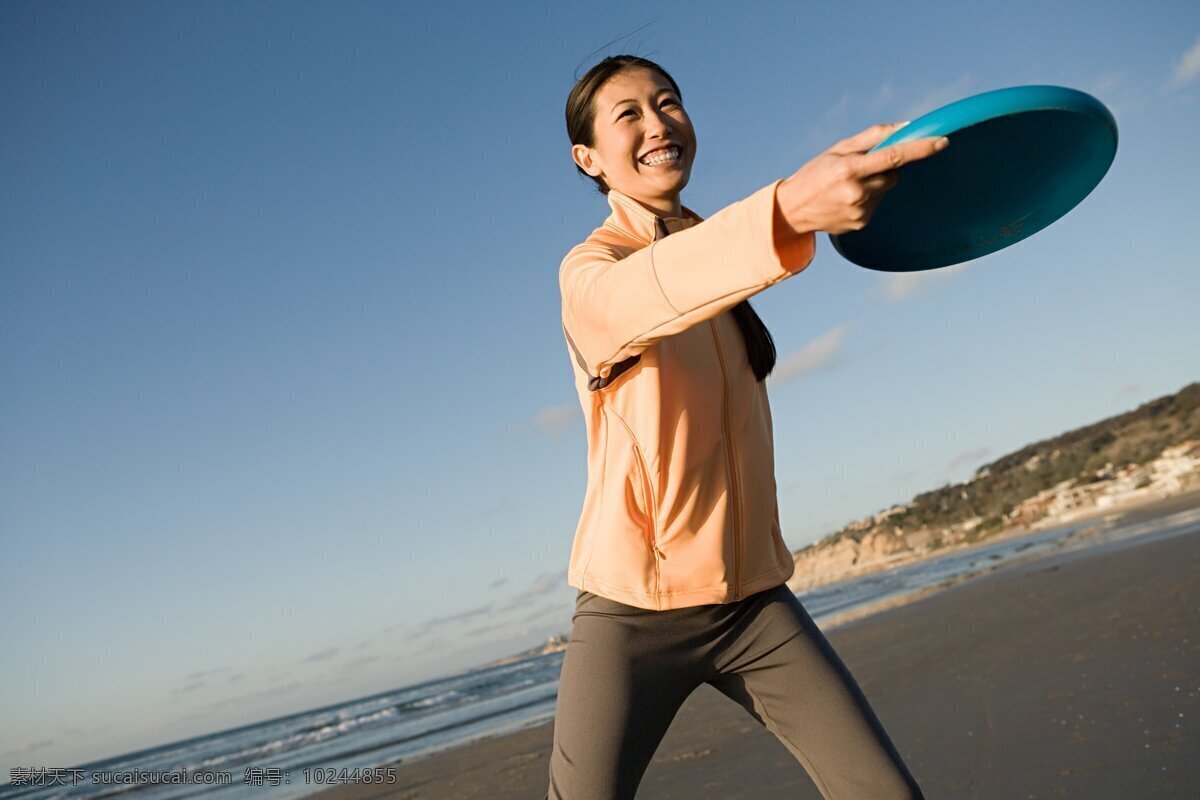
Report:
545,583,924,800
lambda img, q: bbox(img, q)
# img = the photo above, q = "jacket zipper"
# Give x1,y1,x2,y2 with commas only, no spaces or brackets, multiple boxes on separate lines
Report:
709,318,742,601
609,408,666,565
631,442,667,563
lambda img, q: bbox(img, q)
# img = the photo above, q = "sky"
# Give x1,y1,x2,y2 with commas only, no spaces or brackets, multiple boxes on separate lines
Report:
2,0,1198,774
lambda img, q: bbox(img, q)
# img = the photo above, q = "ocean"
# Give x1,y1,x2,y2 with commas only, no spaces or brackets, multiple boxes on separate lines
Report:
4,504,1198,800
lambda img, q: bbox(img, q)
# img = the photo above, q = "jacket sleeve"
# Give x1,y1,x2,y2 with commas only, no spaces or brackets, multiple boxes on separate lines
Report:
559,178,816,381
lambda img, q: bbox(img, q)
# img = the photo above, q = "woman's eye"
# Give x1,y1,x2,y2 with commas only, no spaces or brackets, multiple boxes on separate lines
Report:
617,100,679,120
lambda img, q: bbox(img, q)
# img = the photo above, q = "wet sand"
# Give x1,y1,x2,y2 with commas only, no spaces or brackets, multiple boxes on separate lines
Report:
313,501,1200,799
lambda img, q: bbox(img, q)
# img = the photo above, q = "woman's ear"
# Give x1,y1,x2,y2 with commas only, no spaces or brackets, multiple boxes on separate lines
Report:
572,144,603,178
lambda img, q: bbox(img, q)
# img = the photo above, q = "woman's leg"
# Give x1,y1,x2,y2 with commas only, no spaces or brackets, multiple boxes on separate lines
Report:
705,585,925,800
546,591,699,800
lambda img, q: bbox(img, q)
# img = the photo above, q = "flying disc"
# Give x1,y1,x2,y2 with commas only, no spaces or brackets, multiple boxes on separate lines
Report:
829,85,1118,272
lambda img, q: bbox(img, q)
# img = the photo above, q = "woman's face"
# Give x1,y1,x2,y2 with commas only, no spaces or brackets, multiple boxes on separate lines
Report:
572,66,696,218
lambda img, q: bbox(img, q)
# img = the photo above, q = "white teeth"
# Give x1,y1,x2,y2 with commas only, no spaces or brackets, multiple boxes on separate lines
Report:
641,146,680,166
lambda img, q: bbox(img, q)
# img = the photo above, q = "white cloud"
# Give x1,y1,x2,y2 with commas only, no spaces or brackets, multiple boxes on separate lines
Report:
205,682,305,712
1091,71,1129,96
183,666,233,681
169,681,206,696
1088,70,1148,119
1169,34,1200,90
396,600,497,640
898,75,975,125
517,603,557,625
8,738,55,756
768,323,850,386
337,656,380,674
494,569,567,612
531,402,578,435
796,75,972,157
828,92,852,116
797,93,854,153
300,647,339,664
411,638,446,657
879,262,968,302
871,82,898,111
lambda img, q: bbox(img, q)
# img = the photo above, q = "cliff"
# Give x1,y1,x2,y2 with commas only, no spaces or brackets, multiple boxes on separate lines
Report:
786,382,1200,592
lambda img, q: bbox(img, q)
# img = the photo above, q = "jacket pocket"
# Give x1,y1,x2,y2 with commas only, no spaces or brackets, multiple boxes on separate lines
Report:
629,441,666,561
600,402,667,566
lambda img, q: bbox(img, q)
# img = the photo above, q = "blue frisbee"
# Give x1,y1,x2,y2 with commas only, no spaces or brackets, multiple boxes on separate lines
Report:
829,85,1118,272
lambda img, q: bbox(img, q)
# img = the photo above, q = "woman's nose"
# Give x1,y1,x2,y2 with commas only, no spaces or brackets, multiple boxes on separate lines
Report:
645,110,674,137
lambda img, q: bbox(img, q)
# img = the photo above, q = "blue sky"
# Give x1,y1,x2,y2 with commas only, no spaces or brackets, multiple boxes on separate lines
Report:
2,0,1198,773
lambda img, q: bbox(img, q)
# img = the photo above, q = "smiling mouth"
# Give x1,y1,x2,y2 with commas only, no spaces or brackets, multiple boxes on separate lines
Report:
639,145,682,166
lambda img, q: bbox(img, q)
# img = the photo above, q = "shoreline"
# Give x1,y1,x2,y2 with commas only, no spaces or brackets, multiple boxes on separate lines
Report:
307,488,1200,800
799,485,1200,634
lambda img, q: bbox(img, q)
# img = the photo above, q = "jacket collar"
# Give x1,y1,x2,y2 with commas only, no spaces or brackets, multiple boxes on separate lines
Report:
603,188,704,243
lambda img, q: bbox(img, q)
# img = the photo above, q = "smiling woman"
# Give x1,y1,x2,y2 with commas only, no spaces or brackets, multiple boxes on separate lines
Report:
567,62,696,218
545,54,944,800
565,56,779,385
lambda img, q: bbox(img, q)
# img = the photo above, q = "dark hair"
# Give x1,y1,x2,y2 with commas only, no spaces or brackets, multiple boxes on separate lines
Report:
565,55,778,382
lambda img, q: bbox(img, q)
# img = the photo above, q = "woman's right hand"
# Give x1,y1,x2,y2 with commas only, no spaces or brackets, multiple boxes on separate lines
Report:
775,122,950,237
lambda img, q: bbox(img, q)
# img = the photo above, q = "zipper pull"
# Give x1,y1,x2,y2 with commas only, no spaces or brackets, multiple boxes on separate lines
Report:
652,543,667,560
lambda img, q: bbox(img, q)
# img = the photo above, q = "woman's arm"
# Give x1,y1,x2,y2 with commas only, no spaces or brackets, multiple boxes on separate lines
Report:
560,123,949,382
560,179,813,382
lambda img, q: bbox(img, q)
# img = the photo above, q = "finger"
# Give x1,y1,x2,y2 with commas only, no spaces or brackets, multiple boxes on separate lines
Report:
859,195,885,228
827,121,908,156
860,172,898,194
852,135,948,178
860,186,895,221
827,121,910,156
851,175,898,209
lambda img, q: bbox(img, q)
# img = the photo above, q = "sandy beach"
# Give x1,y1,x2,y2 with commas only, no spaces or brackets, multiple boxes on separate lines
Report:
312,497,1200,799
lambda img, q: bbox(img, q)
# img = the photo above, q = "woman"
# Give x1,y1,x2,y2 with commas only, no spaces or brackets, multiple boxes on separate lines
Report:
549,55,946,800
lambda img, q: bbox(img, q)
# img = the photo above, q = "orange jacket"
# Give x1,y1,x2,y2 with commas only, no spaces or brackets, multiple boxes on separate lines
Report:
559,179,816,610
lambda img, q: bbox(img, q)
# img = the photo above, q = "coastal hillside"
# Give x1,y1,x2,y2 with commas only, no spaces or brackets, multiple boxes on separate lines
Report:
786,382,1200,591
